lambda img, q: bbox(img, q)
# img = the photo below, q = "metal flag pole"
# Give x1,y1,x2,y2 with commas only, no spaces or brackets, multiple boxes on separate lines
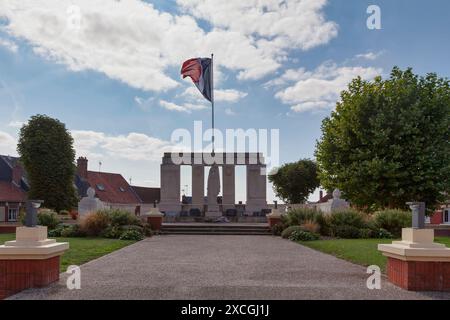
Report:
211,53,215,154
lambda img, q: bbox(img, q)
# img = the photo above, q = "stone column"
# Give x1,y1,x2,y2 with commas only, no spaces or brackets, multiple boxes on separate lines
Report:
159,163,181,213
191,164,204,211
222,165,235,211
246,164,267,215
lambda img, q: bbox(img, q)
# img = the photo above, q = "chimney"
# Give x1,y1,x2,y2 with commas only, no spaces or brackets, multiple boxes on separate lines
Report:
319,190,323,201
11,164,23,186
77,157,88,179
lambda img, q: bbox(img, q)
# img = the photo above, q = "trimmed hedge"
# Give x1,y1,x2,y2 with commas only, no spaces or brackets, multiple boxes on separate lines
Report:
373,209,411,237
288,230,320,241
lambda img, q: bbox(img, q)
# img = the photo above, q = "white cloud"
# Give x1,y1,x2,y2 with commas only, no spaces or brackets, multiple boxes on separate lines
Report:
182,86,247,103
71,130,174,162
275,61,382,112
0,131,17,155
159,99,208,113
177,0,338,51
264,67,312,88
0,38,18,53
0,0,337,91
356,51,384,60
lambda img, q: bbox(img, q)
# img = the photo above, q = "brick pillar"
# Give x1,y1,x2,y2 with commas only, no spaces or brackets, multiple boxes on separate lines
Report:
0,256,61,299
387,257,450,291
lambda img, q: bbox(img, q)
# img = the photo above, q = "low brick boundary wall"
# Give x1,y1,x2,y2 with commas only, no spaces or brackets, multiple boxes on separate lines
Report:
0,226,18,234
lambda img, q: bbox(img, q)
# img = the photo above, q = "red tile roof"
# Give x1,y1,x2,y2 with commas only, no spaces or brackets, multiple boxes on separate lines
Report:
131,186,160,204
86,171,140,204
0,181,27,202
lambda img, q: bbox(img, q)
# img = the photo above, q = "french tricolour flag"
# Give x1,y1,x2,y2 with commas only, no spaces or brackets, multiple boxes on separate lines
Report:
181,57,213,102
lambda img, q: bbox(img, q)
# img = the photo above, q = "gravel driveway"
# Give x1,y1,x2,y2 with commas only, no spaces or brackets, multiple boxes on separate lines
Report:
8,235,450,300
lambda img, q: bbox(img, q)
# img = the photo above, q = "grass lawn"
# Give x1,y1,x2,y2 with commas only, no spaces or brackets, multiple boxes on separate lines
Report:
0,233,136,272
298,237,450,273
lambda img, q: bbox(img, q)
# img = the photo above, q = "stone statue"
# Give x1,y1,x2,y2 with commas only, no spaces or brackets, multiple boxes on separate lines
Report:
206,164,220,216
78,187,104,216
207,164,220,205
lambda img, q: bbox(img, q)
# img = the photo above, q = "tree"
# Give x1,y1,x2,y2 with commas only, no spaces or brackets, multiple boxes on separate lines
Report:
268,159,320,203
18,114,78,212
315,67,450,210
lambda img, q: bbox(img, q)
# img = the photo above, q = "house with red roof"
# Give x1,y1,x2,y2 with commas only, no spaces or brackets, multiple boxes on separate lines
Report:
0,155,29,223
75,157,160,215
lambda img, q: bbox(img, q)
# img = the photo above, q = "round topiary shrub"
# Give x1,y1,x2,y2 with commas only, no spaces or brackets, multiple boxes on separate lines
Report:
38,209,60,230
119,229,144,241
288,230,320,241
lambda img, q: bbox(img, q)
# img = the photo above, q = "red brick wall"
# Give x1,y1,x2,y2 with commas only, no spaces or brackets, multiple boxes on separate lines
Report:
430,210,443,224
387,257,450,291
0,256,60,299
0,225,17,234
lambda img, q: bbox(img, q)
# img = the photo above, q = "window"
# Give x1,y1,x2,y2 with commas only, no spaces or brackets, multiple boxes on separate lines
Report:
8,208,18,222
445,209,449,224
96,184,105,191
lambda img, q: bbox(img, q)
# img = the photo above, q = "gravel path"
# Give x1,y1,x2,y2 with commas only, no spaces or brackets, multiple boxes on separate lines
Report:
9,235,450,300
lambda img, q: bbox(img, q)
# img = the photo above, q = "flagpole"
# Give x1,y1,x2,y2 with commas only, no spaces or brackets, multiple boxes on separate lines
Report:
211,53,215,154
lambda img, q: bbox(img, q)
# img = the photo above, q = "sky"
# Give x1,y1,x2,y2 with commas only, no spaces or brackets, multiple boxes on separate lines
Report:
0,0,449,203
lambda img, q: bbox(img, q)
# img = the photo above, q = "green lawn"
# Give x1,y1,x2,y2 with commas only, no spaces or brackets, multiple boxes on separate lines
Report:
0,233,136,272
298,237,450,273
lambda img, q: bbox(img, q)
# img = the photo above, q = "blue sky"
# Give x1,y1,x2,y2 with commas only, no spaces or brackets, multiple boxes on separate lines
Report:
0,0,449,202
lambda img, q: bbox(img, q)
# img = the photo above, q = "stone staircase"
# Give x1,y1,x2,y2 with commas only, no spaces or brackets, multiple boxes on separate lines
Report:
160,223,272,236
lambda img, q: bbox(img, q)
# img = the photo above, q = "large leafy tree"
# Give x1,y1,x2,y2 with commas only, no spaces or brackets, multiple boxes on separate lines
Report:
315,67,450,210
268,159,320,203
18,115,78,212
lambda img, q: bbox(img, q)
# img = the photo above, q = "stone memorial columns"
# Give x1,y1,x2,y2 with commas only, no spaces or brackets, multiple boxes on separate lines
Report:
246,164,267,215
159,163,181,213
191,164,205,210
222,165,235,211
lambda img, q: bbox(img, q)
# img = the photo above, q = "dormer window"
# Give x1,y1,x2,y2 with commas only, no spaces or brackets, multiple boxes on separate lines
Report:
96,184,105,191
119,187,125,192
